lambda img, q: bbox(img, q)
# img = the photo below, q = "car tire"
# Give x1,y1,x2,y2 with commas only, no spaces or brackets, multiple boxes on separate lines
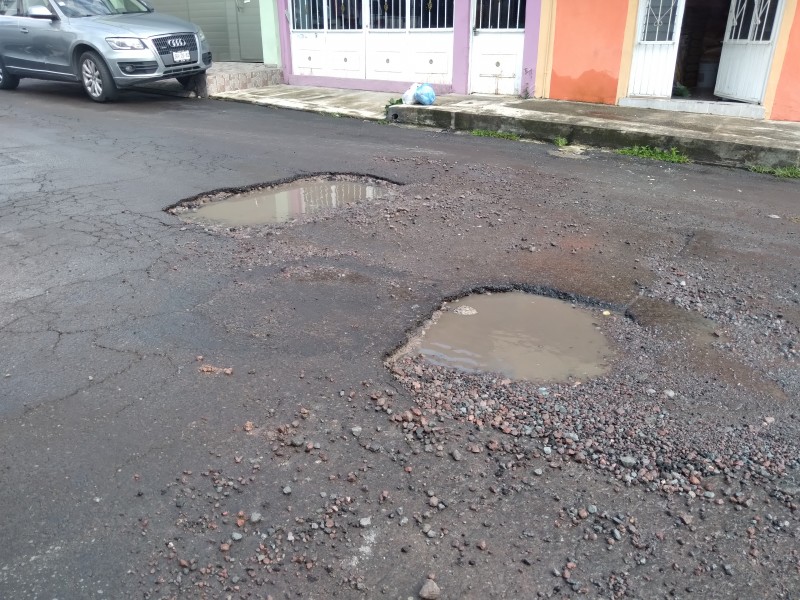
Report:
79,51,118,102
176,75,195,90
0,60,20,91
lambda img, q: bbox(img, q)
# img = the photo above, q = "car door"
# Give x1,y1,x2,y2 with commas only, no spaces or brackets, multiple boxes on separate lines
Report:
0,0,25,69
16,0,70,73
37,0,74,75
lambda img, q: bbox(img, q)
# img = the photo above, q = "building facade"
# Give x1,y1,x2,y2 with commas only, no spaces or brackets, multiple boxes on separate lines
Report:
278,0,540,96
274,0,799,121
536,0,800,121
151,1,800,121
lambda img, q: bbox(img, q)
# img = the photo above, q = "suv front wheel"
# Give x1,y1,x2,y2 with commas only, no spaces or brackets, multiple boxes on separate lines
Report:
0,60,20,90
79,51,118,102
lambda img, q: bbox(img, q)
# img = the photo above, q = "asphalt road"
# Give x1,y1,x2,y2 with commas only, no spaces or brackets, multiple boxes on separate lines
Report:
1,81,799,599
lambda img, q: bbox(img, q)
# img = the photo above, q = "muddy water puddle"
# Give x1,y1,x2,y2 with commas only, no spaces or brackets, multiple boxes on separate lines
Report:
411,292,613,382
176,180,386,226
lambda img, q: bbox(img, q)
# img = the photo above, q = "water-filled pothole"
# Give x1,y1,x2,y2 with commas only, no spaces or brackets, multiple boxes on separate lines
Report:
169,176,392,226
399,291,614,382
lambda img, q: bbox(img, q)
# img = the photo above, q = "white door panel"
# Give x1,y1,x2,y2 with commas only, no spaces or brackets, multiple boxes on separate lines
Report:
469,0,527,95
628,0,687,97
325,33,365,76
715,0,785,103
291,32,327,76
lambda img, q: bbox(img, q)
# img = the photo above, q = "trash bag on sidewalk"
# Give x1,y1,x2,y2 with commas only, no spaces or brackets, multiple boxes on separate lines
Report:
414,83,436,106
402,83,420,105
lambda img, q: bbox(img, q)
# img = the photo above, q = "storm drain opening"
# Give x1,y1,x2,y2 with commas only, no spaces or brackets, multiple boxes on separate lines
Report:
394,291,614,383
167,174,397,227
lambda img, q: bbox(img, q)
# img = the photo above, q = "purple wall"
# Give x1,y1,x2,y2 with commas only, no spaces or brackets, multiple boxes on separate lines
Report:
451,1,472,94
521,0,542,96
277,0,292,82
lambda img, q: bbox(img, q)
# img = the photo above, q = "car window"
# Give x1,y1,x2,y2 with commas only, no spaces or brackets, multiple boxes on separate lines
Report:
20,0,53,15
0,0,19,15
53,0,147,17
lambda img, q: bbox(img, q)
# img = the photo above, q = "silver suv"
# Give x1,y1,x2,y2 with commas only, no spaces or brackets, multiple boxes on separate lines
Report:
0,0,211,101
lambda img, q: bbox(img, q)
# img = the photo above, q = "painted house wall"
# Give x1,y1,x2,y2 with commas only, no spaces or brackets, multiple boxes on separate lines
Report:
548,0,629,104
771,10,800,121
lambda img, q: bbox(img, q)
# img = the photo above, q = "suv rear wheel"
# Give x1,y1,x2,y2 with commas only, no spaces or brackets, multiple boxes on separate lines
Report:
0,60,20,90
79,51,118,102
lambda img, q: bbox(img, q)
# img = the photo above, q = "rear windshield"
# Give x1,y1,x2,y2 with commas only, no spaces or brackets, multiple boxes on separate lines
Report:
56,0,150,17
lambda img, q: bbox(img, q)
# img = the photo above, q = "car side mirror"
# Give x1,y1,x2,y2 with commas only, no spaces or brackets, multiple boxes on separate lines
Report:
28,5,55,19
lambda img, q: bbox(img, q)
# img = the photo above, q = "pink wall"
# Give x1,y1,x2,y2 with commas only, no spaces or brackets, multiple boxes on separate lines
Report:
451,0,471,94
277,0,292,82
521,0,542,96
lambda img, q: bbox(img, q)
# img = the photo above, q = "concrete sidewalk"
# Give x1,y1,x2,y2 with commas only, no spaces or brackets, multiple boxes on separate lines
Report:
213,85,800,169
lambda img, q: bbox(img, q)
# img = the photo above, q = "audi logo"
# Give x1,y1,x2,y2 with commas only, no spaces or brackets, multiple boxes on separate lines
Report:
167,39,187,48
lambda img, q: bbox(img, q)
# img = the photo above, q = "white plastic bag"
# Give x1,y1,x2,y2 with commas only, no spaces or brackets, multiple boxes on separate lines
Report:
402,83,420,105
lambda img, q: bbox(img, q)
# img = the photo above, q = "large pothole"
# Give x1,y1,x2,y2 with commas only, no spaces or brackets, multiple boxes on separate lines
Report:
167,174,396,227
395,291,614,382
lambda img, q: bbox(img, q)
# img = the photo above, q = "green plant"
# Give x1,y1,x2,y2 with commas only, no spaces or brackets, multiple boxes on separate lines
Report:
749,165,800,178
617,145,690,164
386,98,402,107
553,136,568,147
471,129,521,141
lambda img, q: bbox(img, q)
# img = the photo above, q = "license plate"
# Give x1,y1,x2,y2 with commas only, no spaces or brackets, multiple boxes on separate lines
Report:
172,50,190,63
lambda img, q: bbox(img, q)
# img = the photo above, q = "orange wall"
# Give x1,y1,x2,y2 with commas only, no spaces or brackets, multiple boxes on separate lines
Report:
549,0,629,104
771,13,800,121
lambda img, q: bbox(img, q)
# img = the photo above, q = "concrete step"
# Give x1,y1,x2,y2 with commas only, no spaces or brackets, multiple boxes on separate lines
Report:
199,63,283,96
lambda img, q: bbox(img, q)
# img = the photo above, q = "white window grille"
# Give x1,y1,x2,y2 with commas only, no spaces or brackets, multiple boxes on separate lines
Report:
728,0,755,39
370,0,406,29
474,0,526,30
728,0,780,41
752,0,779,40
410,0,454,29
328,0,362,30
292,0,324,30
641,0,679,42
291,0,362,30
292,0,456,32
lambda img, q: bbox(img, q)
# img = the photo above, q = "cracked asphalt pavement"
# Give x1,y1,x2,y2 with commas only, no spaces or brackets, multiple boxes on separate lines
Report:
1,81,799,599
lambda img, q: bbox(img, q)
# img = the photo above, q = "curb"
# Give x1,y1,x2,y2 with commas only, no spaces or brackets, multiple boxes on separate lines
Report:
387,105,800,170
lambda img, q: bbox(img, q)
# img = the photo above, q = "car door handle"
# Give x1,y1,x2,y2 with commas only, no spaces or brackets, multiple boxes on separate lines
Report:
20,27,29,33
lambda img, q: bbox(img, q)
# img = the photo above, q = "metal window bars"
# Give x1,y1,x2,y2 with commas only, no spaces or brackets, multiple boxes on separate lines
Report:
474,0,526,30
292,0,324,29
371,0,406,29
410,0,454,29
328,0,362,30
290,0,472,32
641,0,678,42
728,0,779,41
752,0,779,41
729,0,755,39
